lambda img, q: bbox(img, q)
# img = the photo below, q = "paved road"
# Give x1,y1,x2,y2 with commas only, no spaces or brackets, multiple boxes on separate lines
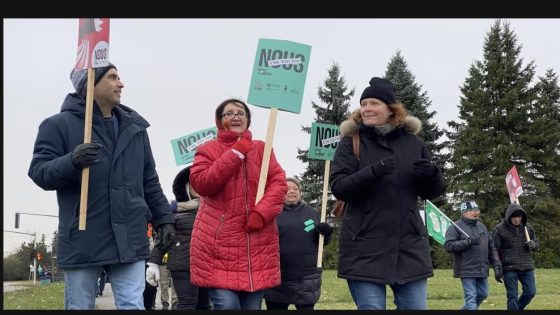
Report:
96,283,169,310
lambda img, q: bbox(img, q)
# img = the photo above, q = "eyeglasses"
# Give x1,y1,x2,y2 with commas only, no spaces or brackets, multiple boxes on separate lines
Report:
221,111,247,119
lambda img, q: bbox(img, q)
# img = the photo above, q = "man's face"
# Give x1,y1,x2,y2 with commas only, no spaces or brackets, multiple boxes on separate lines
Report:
510,215,523,226
94,68,124,107
462,209,480,220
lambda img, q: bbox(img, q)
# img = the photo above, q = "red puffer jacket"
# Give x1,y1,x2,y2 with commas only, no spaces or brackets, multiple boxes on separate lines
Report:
189,129,287,292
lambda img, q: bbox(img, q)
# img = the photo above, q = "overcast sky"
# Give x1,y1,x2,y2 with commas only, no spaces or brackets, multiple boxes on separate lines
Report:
4,18,559,255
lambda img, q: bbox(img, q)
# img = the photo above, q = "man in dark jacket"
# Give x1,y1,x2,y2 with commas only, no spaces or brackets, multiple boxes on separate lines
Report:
28,63,175,310
444,200,502,310
492,203,538,310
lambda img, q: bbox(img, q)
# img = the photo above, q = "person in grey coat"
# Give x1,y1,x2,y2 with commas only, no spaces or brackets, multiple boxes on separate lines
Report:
492,203,538,310
330,77,446,310
444,200,502,310
28,63,175,310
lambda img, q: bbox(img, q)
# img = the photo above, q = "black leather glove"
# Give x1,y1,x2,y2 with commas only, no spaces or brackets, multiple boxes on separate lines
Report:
467,236,481,245
371,157,397,179
316,222,333,237
412,159,438,178
157,223,176,253
526,240,536,250
494,265,503,283
71,143,102,170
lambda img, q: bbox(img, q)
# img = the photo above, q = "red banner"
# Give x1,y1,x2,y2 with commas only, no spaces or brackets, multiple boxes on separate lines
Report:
505,166,523,203
74,18,110,70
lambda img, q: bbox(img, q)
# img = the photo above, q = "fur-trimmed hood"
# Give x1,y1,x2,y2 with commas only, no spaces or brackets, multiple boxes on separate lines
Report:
339,109,422,137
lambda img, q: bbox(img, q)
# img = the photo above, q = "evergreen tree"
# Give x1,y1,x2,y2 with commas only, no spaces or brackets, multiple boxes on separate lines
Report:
296,62,354,212
445,19,538,228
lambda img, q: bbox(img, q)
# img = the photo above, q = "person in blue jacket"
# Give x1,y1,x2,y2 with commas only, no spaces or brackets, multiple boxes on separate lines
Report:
28,62,175,310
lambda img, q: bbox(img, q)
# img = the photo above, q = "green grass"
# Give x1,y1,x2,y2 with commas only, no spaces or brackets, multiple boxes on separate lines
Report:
4,269,560,310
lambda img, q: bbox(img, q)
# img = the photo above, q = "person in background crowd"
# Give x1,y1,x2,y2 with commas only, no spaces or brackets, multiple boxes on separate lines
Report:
492,203,539,310
444,200,502,310
189,98,287,310
143,223,158,310
264,177,333,310
329,77,446,310
146,167,211,310
96,269,107,298
28,62,176,309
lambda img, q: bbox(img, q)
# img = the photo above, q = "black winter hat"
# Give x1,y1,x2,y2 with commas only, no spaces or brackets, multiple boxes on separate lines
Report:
360,77,397,105
172,166,191,202
70,62,117,98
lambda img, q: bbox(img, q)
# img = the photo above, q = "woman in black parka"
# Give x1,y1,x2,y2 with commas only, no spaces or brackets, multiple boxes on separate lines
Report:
329,77,446,310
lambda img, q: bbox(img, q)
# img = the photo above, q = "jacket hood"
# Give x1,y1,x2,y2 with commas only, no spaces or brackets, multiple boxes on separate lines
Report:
504,203,527,226
61,93,148,128
339,108,422,137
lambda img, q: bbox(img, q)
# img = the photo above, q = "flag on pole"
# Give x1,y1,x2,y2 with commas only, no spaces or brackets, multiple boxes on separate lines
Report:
425,200,454,245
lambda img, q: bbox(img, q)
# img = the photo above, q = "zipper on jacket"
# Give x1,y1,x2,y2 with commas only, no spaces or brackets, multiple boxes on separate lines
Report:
215,215,224,239
243,160,254,292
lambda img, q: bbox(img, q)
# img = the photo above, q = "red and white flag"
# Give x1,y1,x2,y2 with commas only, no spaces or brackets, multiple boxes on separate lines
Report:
506,166,523,203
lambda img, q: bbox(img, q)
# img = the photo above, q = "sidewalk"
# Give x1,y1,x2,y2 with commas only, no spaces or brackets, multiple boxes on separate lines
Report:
96,283,164,310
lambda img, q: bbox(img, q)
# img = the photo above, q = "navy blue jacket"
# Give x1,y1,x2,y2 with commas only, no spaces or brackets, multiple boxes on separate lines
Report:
28,93,174,268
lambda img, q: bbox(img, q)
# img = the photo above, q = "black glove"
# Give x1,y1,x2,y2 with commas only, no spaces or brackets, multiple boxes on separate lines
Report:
526,240,536,250
494,265,503,283
316,222,333,237
71,142,102,170
412,159,438,178
157,223,176,253
371,157,397,179
467,236,481,245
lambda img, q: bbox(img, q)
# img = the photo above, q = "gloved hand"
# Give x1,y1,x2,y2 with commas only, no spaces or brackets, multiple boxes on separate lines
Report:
145,262,160,287
526,240,536,250
412,159,438,178
157,223,176,253
232,137,252,156
467,236,481,245
316,222,333,236
371,156,397,179
246,211,265,232
494,265,503,283
71,142,102,170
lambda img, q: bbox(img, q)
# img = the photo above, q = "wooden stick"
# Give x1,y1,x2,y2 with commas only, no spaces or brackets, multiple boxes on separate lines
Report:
255,108,278,204
317,160,330,268
79,68,95,230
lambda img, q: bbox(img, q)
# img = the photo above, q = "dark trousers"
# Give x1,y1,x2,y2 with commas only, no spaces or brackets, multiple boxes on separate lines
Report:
143,264,157,310
170,270,211,310
265,300,315,310
503,270,537,310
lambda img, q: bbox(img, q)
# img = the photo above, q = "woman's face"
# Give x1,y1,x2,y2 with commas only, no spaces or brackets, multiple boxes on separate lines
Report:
360,98,392,126
221,102,248,133
284,181,301,205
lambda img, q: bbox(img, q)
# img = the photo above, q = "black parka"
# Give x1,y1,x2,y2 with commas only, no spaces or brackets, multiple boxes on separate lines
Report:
28,93,174,268
330,116,446,285
492,204,538,271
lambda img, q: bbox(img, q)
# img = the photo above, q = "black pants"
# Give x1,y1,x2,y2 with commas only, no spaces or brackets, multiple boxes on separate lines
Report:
170,270,211,310
143,264,157,310
265,300,314,310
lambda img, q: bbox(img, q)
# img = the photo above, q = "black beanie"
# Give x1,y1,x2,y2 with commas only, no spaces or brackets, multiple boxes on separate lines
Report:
172,166,191,202
70,62,117,98
360,77,397,105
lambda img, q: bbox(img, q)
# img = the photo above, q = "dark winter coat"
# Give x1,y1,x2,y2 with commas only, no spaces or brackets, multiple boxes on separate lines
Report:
264,201,331,305
492,204,538,271
28,93,174,268
444,216,501,278
330,116,446,285
149,199,199,273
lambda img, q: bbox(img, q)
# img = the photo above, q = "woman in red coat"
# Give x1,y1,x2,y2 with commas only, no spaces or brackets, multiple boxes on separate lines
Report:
189,98,287,310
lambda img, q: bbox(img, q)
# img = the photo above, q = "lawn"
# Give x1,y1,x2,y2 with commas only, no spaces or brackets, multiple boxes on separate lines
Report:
3,269,560,310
